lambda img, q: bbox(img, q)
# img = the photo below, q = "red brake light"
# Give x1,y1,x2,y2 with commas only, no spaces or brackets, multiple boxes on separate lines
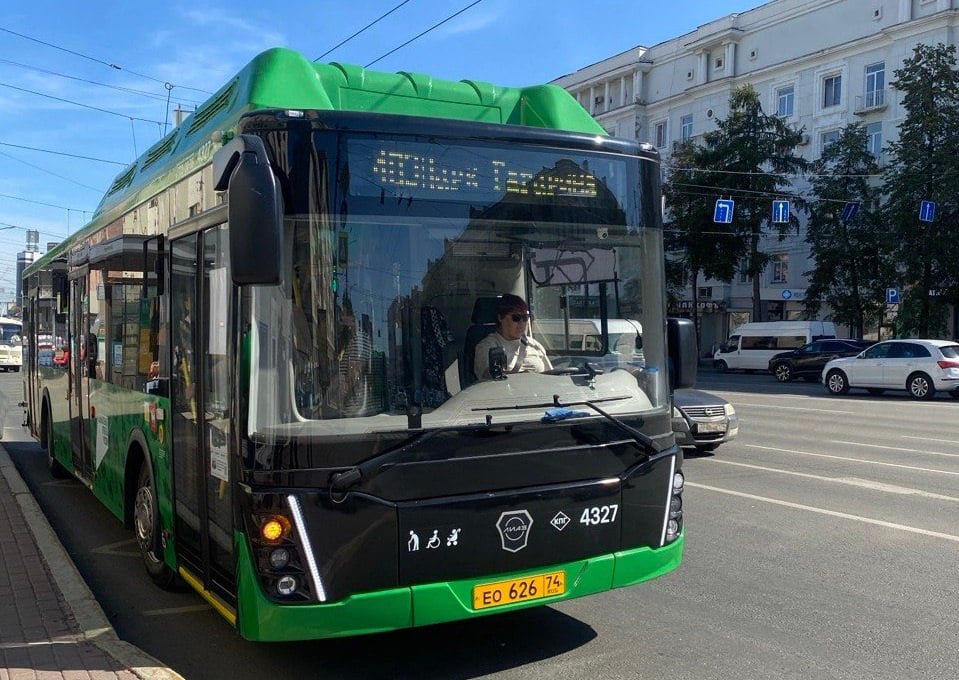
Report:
937,360,959,369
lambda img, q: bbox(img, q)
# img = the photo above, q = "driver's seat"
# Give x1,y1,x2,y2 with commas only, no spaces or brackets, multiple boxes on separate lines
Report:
461,296,501,386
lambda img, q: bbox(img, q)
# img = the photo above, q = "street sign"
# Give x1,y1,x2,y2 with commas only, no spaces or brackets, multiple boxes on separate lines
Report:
840,201,861,222
886,287,900,304
782,289,793,300
919,200,936,223
714,198,735,224
772,200,790,224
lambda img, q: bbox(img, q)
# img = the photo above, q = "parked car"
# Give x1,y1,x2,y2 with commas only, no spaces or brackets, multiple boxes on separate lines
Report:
672,389,739,452
822,338,959,400
768,338,874,382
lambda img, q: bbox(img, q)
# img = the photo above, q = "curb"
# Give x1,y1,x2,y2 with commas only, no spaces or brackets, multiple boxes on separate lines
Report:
0,443,185,680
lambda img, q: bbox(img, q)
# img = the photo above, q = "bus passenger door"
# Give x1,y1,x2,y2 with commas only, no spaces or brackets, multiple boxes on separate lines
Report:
69,275,94,480
170,227,236,608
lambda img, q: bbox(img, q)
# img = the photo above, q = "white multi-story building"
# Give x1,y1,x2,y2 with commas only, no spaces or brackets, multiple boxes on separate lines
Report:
553,0,959,349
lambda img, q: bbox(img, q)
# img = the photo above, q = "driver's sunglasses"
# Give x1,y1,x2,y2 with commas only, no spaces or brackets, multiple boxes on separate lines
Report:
510,313,530,322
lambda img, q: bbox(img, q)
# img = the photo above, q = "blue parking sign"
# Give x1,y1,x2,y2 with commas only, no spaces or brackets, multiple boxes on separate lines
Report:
886,287,900,304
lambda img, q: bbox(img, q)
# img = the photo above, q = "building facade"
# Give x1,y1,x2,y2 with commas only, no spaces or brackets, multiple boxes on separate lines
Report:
553,0,959,350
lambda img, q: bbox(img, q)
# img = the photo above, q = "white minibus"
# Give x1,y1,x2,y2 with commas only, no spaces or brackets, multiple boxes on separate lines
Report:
713,320,836,371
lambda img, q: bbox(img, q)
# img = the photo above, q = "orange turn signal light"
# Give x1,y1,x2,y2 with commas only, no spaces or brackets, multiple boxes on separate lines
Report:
260,516,290,543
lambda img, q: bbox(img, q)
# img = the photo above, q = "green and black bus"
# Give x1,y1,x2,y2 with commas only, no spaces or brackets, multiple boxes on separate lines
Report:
22,48,697,641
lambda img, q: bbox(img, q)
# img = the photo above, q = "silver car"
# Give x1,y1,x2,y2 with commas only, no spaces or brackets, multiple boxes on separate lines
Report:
672,389,739,452
822,338,959,400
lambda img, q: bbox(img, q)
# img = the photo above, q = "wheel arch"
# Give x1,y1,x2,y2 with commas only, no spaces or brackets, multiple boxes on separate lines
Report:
123,428,152,531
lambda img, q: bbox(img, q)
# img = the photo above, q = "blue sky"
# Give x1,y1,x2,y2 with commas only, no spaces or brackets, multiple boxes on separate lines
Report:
0,0,762,298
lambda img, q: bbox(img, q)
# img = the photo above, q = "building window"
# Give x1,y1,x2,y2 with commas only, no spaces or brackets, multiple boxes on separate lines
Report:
821,129,840,150
655,120,669,148
866,121,882,158
776,85,794,117
865,62,885,108
738,259,750,284
823,74,842,108
771,254,789,284
681,114,693,141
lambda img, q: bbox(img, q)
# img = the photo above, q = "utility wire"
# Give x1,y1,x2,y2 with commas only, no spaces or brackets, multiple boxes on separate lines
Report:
315,0,412,62
0,81,165,125
0,192,90,214
0,26,212,94
0,151,104,192
0,58,207,106
0,142,126,165
365,0,485,68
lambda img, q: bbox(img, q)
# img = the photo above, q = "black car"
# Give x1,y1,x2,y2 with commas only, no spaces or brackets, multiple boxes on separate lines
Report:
768,339,874,382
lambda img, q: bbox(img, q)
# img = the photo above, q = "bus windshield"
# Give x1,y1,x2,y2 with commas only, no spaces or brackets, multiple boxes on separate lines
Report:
245,133,666,443
0,321,21,346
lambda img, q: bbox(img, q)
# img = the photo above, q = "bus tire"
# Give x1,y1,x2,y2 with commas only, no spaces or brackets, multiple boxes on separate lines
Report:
44,407,68,479
134,462,178,590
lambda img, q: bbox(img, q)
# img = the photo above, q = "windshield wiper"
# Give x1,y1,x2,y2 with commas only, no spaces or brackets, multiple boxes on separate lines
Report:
476,394,658,459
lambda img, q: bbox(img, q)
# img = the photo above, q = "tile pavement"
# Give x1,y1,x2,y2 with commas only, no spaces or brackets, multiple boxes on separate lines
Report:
0,445,183,680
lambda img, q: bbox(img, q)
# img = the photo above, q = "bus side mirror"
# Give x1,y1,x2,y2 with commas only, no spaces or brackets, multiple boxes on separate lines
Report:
667,317,697,390
213,134,283,285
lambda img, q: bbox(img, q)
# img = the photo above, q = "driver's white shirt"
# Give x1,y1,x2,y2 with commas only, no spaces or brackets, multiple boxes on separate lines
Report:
474,332,552,380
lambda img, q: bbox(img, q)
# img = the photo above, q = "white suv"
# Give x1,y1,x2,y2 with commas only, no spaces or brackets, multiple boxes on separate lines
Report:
822,339,959,400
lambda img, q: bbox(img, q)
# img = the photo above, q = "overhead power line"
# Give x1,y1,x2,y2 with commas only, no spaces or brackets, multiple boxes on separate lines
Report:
0,58,207,106
0,26,212,95
315,1,412,62
365,0,486,68
0,81,165,125
0,192,91,214
0,151,104,192
0,141,126,165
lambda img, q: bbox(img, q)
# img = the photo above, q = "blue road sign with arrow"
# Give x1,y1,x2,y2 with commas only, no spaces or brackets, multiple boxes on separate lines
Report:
841,201,861,222
772,200,790,224
919,200,936,222
714,198,735,224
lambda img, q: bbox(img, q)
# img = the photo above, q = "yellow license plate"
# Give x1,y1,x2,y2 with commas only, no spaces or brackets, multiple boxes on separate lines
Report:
472,571,566,610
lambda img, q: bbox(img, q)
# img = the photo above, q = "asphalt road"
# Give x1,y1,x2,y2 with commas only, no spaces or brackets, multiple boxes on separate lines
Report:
3,369,958,680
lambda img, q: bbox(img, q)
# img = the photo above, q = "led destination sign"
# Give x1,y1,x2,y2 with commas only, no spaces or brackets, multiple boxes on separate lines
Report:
348,139,628,205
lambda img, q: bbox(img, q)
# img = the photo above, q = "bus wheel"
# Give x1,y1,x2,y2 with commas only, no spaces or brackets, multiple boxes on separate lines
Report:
44,409,68,479
134,463,178,589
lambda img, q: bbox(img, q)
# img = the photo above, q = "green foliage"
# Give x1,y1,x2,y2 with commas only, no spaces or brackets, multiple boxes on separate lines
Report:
662,86,809,338
882,43,959,336
803,124,890,337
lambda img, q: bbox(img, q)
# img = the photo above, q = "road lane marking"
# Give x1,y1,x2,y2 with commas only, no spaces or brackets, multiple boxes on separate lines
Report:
726,402,857,415
831,440,959,460
745,444,959,476
901,435,959,445
687,482,959,543
701,458,959,503
143,605,212,617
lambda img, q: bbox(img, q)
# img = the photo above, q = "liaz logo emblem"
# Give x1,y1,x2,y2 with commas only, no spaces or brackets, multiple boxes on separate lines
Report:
496,510,533,553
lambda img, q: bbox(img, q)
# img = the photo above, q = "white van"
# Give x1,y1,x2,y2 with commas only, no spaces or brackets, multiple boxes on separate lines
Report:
713,320,836,371
535,318,644,368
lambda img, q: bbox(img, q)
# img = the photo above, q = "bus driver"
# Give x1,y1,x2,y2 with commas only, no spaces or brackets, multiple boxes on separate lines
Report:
473,294,552,381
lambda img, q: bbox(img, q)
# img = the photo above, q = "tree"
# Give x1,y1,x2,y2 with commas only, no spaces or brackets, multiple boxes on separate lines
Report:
663,140,740,347
883,43,959,337
698,85,809,320
804,123,890,337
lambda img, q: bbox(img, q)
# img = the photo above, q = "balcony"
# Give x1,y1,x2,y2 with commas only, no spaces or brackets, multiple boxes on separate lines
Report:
854,89,887,115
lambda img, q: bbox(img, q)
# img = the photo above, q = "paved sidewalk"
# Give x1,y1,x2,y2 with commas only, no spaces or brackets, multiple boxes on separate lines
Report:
0,445,183,680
